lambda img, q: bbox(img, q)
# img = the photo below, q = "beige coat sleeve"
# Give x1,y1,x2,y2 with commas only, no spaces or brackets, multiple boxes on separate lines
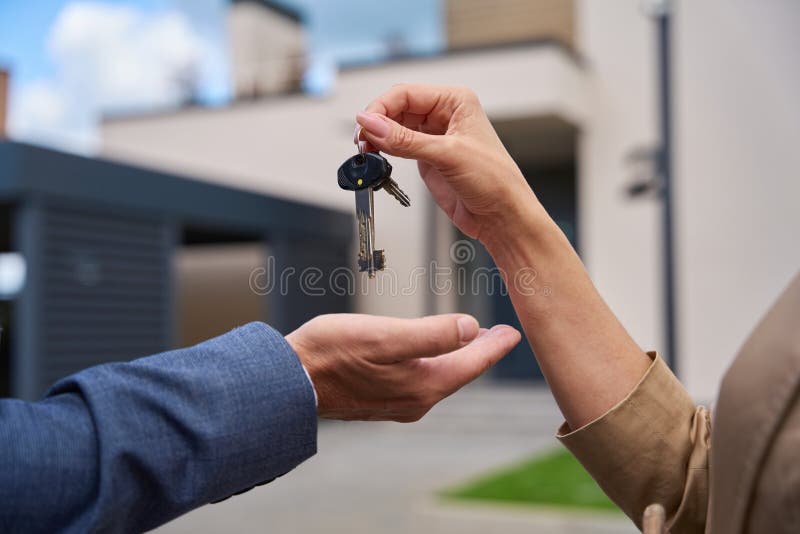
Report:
557,353,711,533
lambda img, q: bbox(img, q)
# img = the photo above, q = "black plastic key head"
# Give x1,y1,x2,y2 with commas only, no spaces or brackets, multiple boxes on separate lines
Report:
337,152,392,191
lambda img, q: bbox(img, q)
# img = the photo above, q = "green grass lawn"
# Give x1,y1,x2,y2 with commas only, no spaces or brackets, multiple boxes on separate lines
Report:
442,448,621,513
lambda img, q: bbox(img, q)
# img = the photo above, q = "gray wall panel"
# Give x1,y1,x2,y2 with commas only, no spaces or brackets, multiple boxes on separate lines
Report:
34,202,171,395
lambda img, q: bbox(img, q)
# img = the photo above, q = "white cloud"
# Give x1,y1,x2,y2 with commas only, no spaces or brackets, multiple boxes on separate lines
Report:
9,1,219,153
9,81,71,142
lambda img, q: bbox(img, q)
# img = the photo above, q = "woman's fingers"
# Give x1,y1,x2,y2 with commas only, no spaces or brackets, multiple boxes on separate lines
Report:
356,111,454,166
354,110,436,154
364,83,470,135
418,160,458,218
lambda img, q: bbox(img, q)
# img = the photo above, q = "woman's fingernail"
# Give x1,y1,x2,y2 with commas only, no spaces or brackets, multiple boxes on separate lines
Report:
457,316,480,343
357,111,391,139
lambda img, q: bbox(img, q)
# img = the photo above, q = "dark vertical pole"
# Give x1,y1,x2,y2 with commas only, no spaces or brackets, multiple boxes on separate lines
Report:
656,10,677,372
425,197,438,316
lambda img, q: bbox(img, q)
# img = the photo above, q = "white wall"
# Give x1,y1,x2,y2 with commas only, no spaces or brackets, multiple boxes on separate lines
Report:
576,0,663,357
675,0,800,399
578,0,800,400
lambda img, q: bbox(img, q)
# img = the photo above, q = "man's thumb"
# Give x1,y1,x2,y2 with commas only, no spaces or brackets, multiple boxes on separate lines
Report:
356,112,448,164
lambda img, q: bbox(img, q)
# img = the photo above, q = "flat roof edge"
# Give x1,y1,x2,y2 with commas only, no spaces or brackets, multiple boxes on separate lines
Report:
0,141,352,240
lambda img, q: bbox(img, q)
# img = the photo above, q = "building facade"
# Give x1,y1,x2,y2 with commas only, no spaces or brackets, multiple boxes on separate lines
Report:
101,0,800,399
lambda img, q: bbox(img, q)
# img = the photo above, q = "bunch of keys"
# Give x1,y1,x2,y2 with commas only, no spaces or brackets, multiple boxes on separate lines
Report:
337,131,410,277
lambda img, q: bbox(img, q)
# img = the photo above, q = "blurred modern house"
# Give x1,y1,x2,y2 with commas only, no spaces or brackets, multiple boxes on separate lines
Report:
101,0,800,399
0,61,350,398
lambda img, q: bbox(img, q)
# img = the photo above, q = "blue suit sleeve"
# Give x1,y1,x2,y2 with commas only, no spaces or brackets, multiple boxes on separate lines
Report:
0,322,317,533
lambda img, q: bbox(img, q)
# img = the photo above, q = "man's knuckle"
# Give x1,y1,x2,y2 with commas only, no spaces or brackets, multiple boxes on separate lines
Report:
409,386,428,404
365,323,391,346
398,408,426,423
423,392,440,411
411,383,438,408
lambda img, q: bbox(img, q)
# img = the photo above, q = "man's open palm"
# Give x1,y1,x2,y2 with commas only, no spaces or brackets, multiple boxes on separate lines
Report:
286,313,521,422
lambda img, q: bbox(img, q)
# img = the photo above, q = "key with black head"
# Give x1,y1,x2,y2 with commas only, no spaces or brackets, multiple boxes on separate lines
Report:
337,151,410,277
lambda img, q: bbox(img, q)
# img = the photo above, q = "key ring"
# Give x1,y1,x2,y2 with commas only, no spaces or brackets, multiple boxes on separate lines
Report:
354,125,367,155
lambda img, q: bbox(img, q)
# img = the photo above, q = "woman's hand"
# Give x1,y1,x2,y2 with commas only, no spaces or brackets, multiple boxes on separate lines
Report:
356,84,541,244
359,84,652,431
286,313,521,422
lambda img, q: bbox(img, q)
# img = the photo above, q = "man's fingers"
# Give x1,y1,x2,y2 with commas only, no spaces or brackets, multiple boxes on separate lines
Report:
366,313,480,363
427,325,521,396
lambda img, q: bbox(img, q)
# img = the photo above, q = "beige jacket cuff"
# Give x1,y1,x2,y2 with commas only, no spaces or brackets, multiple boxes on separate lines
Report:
557,353,710,532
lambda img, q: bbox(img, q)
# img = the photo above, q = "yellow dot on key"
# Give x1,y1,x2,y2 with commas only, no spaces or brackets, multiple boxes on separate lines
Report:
357,178,363,186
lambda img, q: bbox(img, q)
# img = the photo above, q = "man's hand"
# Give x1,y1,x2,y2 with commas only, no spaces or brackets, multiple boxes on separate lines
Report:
285,314,520,422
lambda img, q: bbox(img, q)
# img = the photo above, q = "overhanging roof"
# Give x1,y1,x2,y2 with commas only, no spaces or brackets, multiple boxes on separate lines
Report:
0,141,351,241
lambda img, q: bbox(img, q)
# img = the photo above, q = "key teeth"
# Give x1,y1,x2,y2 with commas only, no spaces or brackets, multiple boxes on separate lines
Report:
390,189,411,207
356,251,386,274
383,181,412,207
374,250,386,270
358,250,386,278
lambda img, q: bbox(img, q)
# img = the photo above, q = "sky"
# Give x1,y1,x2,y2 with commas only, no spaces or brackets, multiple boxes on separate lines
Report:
0,0,442,152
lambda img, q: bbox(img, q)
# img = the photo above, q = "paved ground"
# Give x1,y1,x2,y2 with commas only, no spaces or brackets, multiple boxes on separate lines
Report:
154,383,636,534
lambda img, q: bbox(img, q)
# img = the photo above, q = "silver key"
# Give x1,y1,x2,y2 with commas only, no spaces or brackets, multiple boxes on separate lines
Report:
381,177,411,207
338,133,408,277
355,187,385,277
